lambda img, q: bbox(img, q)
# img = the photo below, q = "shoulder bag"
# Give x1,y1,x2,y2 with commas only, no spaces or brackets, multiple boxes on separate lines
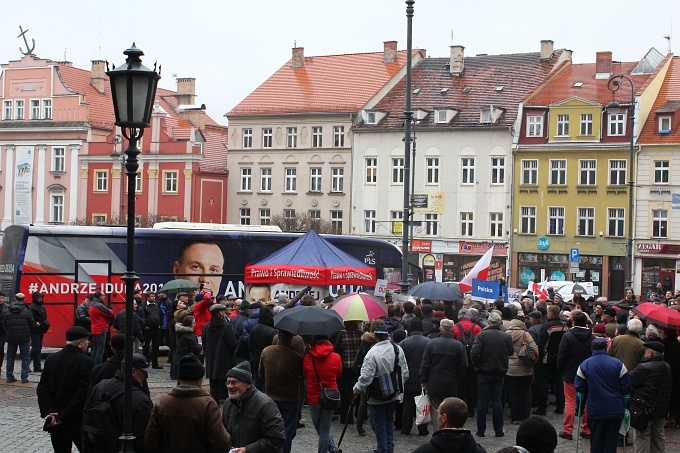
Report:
311,356,341,411
518,332,538,365
368,344,403,401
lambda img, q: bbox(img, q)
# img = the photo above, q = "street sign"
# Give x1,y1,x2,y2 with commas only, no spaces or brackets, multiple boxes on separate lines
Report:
569,248,579,273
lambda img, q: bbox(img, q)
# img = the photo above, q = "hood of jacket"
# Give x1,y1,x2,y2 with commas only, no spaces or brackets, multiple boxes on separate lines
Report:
32,292,44,303
168,384,212,398
508,319,527,331
9,302,27,314
361,331,377,343
570,326,593,341
310,339,335,358
429,428,479,452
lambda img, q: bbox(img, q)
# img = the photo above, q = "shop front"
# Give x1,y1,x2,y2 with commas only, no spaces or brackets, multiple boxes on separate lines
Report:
516,252,604,295
637,242,680,302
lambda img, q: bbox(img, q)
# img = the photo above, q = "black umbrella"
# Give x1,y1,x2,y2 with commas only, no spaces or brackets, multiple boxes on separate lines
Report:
409,281,462,301
273,305,345,336
571,283,588,295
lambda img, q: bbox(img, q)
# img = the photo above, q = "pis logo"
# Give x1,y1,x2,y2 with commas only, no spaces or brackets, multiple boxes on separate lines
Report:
364,250,376,265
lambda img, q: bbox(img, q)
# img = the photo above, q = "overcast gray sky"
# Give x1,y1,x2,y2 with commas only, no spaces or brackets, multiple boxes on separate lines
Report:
1,0,677,125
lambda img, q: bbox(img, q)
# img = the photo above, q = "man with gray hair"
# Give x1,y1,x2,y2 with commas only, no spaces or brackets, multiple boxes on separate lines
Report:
609,317,645,374
470,311,513,437
420,318,468,431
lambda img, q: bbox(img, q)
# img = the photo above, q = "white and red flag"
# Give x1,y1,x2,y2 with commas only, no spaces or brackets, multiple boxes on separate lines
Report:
531,281,549,299
459,246,494,293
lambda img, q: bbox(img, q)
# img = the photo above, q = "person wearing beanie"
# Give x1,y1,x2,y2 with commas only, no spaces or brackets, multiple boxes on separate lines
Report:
202,303,238,404
574,338,631,453
629,340,672,453
514,415,558,453
412,397,485,453
602,307,618,340
37,325,94,452
400,317,431,436
222,361,285,452
145,353,231,453
29,291,49,372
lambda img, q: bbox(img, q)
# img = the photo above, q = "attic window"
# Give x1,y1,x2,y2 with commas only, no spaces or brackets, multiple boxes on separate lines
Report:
436,110,448,123
413,88,421,94
367,112,377,124
480,105,497,124
574,82,584,88
659,116,671,134
440,88,449,94
463,87,471,94
495,86,504,92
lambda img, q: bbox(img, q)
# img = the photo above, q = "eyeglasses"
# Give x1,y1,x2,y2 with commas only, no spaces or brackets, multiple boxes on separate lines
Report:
226,379,241,386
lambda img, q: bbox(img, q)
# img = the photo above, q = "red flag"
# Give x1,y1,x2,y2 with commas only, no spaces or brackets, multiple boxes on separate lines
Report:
532,281,549,299
459,246,494,293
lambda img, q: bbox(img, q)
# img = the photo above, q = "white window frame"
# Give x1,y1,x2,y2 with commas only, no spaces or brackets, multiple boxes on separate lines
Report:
284,167,297,192
364,210,376,233
30,99,40,120
425,214,439,236
50,192,64,223
659,116,672,133
580,113,593,136
260,168,272,192
242,128,253,148
366,112,376,124
333,126,344,147
491,157,505,184
522,160,538,185
609,160,627,185
549,159,567,185
392,157,404,184
652,209,668,238
286,127,297,148
52,147,65,172
312,126,323,148
654,160,670,184
310,167,322,193
331,211,343,234
461,157,475,184
426,157,439,184
556,114,570,136
262,128,272,148
239,208,251,225
577,207,595,236
366,158,377,184
520,206,536,234
259,208,271,225
608,208,625,237
548,207,565,235
42,99,52,120
163,171,179,193
490,213,503,238
609,113,625,136
240,167,252,192
436,110,447,124
526,115,543,137
461,212,474,237
579,159,597,185
94,170,108,192
331,167,344,193
2,100,12,120
15,99,24,120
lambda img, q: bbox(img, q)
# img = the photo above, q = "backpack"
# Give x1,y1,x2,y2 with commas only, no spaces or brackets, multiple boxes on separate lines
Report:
455,322,474,359
82,379,125,452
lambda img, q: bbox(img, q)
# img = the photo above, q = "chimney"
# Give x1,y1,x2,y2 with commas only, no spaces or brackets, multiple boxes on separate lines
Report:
179,104,207,131
595,51,612,79
90,60,106,94
176,77,196,105
292,47,304,68
540,40,554,59
450,45,465,75
384,41,397,63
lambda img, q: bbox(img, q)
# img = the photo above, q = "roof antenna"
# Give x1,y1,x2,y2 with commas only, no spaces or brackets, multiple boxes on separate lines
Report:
450,30,454,45
63,48,67,62
294,40,297,48
98,18,102,59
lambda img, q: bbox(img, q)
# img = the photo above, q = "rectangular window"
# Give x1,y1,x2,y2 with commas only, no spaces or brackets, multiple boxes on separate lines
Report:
653,209,668,238
491,157,505,184
578,207,595,236
527,115,543,137
333,126,345,147
134,172,142,193
242,128,252,148
659,116,672,133
331,167,344,192
520,206,536,234
94,170,108,192
609,160,627,185
654,160,670,184
608,208,625,237
579,160,597,185
425,214,438,236
436,110,447,123
287,127,297,148
580,114,593,135
312,126,323,148
609,113,625,135
549,160,566,185
284,209,296,219
42,99,52,119
2,100,12,120
391,210,403,221
556,114,570,136
52,147,65,172
522,160,538,185
426,157,439,184
30,99,40,119
331,211,343,234
364,210,376,233
461,212,474,237
490,213,503,238
15,99,24,120
240,168,252,191
50,193,64,223
262,128,272,148
260,168,272,192
239,208,251,225
366,112,376,124
259,208,271,225
548,207,565,235
392,157,404,183
366,158,377,184
310,167,322,192
92,214,107,225
461,157,475,184
285,167,297,192
309,210,321,220
164,171,178,193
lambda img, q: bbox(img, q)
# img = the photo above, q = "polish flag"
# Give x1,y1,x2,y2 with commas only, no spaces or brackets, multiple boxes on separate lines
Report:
532,281,549,299
459,246,494,293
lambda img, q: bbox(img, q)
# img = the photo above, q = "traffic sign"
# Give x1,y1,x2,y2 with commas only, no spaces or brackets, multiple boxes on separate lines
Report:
570,248,579,263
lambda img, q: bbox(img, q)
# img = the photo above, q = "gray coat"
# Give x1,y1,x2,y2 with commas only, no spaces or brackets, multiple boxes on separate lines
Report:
221,386,285,452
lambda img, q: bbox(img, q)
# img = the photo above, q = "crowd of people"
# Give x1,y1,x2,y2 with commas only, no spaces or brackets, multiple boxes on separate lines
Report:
2,284,680,453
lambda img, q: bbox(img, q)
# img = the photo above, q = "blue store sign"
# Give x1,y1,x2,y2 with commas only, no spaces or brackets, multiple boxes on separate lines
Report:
537,237,550,250
520,268,536,286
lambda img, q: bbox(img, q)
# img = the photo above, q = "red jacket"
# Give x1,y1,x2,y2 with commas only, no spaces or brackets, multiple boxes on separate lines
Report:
193,298,211,338
302,340,342,406
89,302,113,335
452,319,482,341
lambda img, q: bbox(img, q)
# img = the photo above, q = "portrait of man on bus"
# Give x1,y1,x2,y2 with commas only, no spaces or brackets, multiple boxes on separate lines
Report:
173,240,225,294
247,283,271,304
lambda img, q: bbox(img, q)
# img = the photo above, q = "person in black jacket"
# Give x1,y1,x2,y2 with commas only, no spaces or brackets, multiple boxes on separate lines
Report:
534,305,567,416
174,316,202,379
140,292,163,369
248,307,278,392
411,397,486,453
90,333,125,388
75,294,93,331
113,299,145,348
400,318,431,436
2,293,35,383
0,292,6,375
202,304,238,403
30,291,49,372
630,341,672,453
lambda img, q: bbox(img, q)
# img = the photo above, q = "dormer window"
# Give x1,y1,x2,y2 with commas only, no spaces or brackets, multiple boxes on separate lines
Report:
367,112,376,124
659,116,671,134
436,110,447,124
481,105,500,124
363,110,386,125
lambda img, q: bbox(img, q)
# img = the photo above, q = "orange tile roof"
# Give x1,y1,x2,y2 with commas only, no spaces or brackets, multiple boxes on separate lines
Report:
639,56,680,144
201,125,229,171
228,50,421,116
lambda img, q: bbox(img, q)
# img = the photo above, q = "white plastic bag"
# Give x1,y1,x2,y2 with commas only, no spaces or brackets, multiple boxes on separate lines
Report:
415,390,432,425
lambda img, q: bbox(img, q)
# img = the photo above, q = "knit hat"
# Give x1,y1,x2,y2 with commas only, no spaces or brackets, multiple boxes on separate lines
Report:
592,323,607,335
439,318,454,331
110,334,126,352
645,340,665,353
226,361,253,384
592,337,608,350
66,326,91,341
277,293,289,304
178,353,205,381
603,307,617,317
194,293,204,302
516,415,558,453
239,300,251,312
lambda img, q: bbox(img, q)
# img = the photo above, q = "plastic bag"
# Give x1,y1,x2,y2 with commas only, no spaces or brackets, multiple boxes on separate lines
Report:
415,390,432,425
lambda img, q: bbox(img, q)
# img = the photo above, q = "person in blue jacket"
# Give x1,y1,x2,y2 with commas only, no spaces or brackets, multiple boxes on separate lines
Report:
574,337,631,453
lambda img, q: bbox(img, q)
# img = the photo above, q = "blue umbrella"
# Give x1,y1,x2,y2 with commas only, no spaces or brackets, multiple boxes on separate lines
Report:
409,281,462,301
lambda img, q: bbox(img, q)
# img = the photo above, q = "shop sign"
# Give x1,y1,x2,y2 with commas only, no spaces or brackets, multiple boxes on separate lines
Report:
459,241,508,255
411,239,432,253
431,240,459,254
637,243,680,254
537,237,550,250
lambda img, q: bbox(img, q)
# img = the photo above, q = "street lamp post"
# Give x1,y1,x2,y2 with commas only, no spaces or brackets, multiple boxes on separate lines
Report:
106,43,159,453
110,134,125,223
606,74,635,292
400,0,415,293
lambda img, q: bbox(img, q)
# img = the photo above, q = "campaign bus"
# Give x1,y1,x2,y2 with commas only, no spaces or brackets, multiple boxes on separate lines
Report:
0,223,405,347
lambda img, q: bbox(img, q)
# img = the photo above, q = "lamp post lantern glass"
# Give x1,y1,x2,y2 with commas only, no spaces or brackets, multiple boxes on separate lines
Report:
106,43,159,453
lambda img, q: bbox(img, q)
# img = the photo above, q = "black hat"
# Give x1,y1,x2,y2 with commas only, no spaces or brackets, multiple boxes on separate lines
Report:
529,311,543,320
592,337,608,350
516,415,558,453
178,353,205,381
226,293,237,300
110,334,125,351
66,326,91,341
226,361,253,384
123,353,149,370
645,340,665,353
603,307,617,317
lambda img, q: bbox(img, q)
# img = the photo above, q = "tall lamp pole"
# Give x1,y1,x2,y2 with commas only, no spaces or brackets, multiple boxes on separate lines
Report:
111,134,126,223
400,0,415,293
606,74,635,291
106,44,160,453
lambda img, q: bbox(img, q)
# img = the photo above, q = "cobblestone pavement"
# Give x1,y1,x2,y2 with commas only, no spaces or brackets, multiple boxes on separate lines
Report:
3,353,680,452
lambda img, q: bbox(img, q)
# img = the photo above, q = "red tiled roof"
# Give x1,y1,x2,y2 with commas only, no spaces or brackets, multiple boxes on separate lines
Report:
201,125,229,171
639,56,680,144
163,116,195,140
228,50,421,116
361,51,567,129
